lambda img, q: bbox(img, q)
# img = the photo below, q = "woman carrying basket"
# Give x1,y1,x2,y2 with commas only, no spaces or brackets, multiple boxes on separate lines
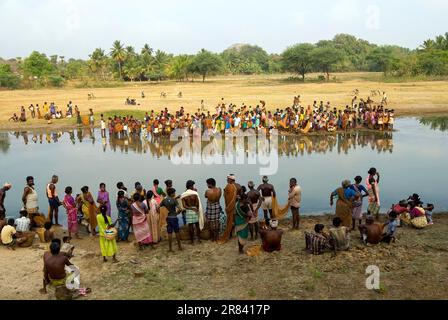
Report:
97,204,118,263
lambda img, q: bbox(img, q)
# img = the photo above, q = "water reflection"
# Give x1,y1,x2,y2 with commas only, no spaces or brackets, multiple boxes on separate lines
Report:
0,132,10,154
420,116,448,132
7,128,394,157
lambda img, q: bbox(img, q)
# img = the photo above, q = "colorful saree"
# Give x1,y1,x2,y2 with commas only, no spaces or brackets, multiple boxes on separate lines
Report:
81,192,98,233
235,201,249,246
334,188,353,228
131,202,152,245
63,195,78,234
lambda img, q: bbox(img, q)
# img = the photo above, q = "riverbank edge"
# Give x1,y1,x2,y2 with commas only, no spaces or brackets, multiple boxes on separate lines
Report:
1,111,445,132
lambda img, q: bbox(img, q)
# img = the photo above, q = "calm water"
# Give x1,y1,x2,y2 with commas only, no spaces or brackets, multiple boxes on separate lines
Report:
1,117,447,224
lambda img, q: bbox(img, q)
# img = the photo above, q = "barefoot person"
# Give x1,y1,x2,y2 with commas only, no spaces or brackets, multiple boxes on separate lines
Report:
358,216,384,245
63,187,80,239
80,186,98,236
205,178,223,242
22,176,45,228
0,183,12,217
116,191,131,242
96,183,111,217
1,219,17,250
181,180,204,245
328,217,350,256
366,168,381,219
247,181,262,240
219,174,241,242
97,205,118,262
160,188,183,252
131,193,153,250
235,193,251,254
47,175,61,226
350,176,369,230
330,180,355,228
288,178,302,230
260,220,284,253
257,176,276,226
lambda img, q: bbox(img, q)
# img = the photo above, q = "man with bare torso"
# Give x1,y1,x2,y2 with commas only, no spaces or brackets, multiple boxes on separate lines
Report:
205,178,223,242
47,175,61,226
257,176,276,226
247,181,262,240
182,180,201,244
260,220,284,253
41,240,72,294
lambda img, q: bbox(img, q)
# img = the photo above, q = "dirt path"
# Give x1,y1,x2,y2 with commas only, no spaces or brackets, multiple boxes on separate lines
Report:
1,214,447,300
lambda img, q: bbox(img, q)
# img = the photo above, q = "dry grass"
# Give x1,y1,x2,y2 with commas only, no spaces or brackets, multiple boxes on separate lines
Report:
1,214,447,300
1,72,448,130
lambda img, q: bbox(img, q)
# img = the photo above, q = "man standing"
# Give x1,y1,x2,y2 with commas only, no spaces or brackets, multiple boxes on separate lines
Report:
47,175,61,226
260,220,284,253
288,178,302,230
204,178,223,242
160,188,183,252
0,183,12,217
247,181,262,240
219,174,241,242
22,176,44,228
100,114,106,138
181,180,204,245
257,176,276,226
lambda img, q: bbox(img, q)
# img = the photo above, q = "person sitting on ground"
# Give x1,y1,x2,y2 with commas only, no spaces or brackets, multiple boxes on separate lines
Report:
328,217,350,255
9,113,19,122
1,219,17,250
44,221,55,243
259,220,284,253
390,200,409,227
305,224,330,255
14,209,36,247
61,236,75,259
41,239,91,299
407,200,428,229
358,216,384,245
382,211,398,244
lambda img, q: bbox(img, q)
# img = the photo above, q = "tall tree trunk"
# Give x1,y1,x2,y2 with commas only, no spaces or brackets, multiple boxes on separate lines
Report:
202,73,206,82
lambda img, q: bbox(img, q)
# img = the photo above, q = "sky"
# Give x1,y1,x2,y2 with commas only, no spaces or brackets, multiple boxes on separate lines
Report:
0,0,447,59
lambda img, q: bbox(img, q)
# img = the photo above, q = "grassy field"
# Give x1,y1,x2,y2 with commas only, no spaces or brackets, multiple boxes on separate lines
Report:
0,214,447,300
1,72,448,130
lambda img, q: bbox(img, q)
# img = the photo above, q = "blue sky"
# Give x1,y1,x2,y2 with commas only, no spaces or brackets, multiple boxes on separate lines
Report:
0,0,446,59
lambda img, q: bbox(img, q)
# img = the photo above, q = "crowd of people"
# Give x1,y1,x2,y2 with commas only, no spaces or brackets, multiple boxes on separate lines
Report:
0,165,436,299
9,93,394,137
9,101,83,123
104,95,394,138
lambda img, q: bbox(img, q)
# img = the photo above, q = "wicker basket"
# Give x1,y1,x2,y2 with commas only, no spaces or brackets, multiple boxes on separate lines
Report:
104,228,117,240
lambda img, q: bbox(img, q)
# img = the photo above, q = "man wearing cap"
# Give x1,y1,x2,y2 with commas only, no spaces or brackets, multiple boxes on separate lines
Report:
0,183,12,217
257,176,276,226
259,220,284,253
181,180,204,244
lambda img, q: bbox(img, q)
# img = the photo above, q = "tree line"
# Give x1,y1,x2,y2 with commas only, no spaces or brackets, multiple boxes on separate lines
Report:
1,33,447,89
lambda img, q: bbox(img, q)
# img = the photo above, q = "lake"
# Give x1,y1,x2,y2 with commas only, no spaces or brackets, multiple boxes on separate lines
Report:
1,117,447,224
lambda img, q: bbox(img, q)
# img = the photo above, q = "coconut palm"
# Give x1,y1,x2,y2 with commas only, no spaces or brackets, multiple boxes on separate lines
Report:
89,48,107,80
110,40,126,80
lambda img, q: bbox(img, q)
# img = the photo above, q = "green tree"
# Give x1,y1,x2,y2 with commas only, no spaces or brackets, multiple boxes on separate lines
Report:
188,49,223,82
88,48,108,81
0,64,21,88
311,46,344,81
21,51,55,80
166,55,192,81
281,43,315,81
366,46,407,75
110,40,126,80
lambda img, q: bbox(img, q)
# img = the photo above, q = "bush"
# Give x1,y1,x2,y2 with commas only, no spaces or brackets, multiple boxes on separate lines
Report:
0,72,21,88
48,75,65,87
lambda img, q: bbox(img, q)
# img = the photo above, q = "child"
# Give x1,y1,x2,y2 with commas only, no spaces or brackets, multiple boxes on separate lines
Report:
383,211,398,244
425,203,435,225
44,221,54,242
61,236,75,258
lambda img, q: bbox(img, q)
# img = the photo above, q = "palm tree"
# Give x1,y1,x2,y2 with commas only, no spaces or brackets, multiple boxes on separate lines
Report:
141,44,153,56
110,40,126,80
89,48,107,80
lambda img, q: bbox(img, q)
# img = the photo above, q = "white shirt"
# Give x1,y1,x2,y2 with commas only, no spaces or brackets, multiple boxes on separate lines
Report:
234,117,241,127
101,120,106,130
15,217,30,232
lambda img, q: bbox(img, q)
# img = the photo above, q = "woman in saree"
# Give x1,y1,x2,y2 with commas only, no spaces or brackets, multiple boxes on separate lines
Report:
235,193,251,254
97,205,118,263
366,167,381,219
96,183,111,217
330,180,355,229
63,187,80,239
80,186,98,236
144,191,160,244
131,193,153,249
116,191,131,242
152,179,166,205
